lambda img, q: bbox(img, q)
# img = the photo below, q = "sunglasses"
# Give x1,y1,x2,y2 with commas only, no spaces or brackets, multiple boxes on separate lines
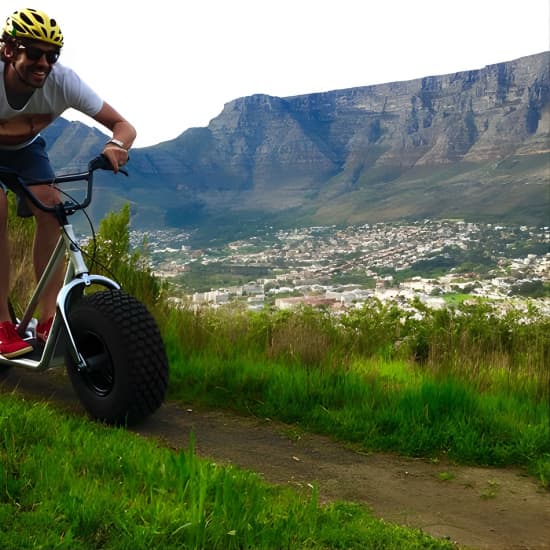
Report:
18,44,60,64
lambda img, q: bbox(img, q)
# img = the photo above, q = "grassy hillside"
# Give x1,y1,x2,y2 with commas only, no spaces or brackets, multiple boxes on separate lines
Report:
312,153,550,227
0,395,457,550
1,208,548,547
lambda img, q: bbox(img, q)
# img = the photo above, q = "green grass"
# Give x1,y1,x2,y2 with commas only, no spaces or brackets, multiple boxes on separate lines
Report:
0,395,454,550
166,348,550,485
442,292,474,305
161,298,550,487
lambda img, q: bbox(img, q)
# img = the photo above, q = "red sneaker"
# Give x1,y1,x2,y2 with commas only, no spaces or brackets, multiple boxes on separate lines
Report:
37,316,54,344
0,320,33,358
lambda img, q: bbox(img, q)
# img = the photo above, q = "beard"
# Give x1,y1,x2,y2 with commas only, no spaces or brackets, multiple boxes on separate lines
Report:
14,63,51,89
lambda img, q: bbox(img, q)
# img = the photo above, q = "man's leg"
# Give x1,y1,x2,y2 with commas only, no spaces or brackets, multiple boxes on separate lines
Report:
0,190,33,357
30,186,64,323
10,137,64,336
0,191,12,322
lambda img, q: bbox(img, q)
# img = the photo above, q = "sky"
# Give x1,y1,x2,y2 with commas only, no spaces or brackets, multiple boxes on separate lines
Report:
2,1,549,147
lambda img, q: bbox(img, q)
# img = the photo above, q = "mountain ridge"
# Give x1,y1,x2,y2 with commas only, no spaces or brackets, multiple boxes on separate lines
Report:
42,51,550,239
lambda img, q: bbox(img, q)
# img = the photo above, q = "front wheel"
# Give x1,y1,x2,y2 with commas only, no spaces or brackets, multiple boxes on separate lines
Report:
65,289,169,426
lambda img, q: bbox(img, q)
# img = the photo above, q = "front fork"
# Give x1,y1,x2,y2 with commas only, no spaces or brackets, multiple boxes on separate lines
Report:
58,224,121,371
57,274,120,372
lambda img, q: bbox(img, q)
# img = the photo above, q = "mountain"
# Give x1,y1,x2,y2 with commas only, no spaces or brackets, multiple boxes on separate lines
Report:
43,51,550,240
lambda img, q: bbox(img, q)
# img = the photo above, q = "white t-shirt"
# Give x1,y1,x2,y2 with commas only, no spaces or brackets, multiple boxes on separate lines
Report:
0,62,103,149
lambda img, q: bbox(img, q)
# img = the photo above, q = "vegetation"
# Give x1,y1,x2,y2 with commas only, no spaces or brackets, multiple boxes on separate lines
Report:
3,203,549,547
6,193,36,317
111,204,549,484
1,396,453,549
7,201,166,320
82,204,167,314
162,298,549,485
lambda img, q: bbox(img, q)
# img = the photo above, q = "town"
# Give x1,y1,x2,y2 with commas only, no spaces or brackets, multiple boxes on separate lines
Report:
130,220,550,313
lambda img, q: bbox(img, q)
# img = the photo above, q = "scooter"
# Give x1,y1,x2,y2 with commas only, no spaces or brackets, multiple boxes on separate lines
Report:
0,155,169,425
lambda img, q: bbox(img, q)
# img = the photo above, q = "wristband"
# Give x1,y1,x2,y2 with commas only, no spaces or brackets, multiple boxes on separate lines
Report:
106,138,126,149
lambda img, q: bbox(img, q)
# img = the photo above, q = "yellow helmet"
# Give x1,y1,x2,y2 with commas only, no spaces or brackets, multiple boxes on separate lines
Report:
4,8,63,47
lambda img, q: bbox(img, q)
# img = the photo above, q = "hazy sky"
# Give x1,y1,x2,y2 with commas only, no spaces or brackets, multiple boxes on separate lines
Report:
2,1,549,147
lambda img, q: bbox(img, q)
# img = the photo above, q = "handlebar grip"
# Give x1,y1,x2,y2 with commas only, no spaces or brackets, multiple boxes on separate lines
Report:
87,154,113,172
87,153,129,176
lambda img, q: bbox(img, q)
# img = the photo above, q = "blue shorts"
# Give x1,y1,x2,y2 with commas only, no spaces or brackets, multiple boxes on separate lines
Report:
0,136,55,217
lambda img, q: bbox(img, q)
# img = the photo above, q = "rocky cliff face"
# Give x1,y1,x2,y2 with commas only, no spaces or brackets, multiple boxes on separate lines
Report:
200,52,549,180
45,52,550,232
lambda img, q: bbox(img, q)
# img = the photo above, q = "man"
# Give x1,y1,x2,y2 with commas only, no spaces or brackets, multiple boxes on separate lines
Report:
0,8,136,358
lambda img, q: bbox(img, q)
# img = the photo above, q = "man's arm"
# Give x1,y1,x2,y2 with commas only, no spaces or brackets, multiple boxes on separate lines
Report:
93,101,137,173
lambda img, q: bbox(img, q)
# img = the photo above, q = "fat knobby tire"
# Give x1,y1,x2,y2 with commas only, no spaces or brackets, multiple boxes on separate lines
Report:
65,289,169,426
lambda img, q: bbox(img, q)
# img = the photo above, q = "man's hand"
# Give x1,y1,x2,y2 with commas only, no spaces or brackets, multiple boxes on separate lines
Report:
102,143,129,173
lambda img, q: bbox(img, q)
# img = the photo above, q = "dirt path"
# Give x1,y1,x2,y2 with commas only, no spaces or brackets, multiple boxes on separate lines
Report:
2,368,549,550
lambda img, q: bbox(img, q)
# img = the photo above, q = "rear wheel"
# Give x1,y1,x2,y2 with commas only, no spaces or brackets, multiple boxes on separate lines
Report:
65,289,169,426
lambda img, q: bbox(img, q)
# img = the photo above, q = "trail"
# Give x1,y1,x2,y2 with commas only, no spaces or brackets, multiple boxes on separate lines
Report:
2,368,549,550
